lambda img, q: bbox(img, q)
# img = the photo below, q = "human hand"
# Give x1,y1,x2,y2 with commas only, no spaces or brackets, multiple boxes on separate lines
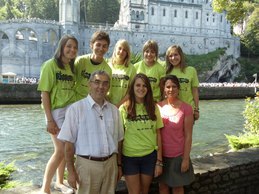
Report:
117,166,123,182
154,165,163,177
181,158,190,173
46,121,60,135
67,170,80,190
194,111,199,121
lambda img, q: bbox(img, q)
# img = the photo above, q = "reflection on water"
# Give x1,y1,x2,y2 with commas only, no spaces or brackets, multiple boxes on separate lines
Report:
0,99,245,185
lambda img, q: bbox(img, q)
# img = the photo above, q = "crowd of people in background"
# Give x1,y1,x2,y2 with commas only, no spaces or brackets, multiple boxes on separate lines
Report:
199,82,259,87
7,77,259,88
15,76,38,84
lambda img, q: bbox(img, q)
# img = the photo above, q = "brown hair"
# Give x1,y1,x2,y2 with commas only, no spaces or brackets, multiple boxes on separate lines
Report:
126,73,157,121
143,40,159,61
165,45,186,74
90,30,110,46
54,34,78,73
160,74,180,100
111,39,131,67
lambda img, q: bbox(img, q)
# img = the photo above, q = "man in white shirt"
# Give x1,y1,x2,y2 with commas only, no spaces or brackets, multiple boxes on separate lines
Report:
58,70,124,194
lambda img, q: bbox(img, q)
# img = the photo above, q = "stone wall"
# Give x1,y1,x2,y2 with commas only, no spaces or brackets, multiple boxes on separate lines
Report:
0,83,256,104
116,148,259,194
0,83,40,104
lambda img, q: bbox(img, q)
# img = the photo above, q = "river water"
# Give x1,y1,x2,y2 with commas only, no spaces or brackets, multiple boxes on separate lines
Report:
0,99,245,186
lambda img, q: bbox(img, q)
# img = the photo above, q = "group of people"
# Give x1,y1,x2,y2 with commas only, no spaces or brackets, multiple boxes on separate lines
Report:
37,30,200,194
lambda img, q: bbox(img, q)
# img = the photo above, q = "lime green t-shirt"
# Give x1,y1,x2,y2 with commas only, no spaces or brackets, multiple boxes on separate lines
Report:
74,54,112,100
168,66,199,108
134,61,165,102
119,103,164,157
37,59,76,110
108,62,136,105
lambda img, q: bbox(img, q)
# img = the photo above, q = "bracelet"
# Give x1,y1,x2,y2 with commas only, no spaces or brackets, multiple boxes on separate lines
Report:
156,163,163,167
117,164,122,167
47,120,54,122
194,109,199,113
157,159,163,163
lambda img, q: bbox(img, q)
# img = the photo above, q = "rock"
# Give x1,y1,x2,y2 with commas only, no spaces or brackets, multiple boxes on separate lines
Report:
205,54,241,82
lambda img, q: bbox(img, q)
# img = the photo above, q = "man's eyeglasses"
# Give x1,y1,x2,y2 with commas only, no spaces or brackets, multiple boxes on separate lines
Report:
90,80,109,87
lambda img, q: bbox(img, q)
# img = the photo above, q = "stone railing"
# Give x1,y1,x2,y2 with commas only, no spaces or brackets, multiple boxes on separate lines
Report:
0,18,58,25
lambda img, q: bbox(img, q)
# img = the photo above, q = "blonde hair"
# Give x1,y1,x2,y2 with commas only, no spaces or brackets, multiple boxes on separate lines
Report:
165,45,186,74
111,39,131,67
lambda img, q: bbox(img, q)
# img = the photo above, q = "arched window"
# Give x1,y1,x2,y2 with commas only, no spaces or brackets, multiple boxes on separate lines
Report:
140,11,144,20
151,7,154,16
174,10,177,17
163,9,166,17
131,10,136,20
136,11,139,20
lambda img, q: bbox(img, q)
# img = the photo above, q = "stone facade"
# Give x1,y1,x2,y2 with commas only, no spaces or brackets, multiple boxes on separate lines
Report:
0,0,240,77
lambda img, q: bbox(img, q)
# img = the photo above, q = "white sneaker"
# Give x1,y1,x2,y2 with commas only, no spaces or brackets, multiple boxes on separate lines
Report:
54,184,74,194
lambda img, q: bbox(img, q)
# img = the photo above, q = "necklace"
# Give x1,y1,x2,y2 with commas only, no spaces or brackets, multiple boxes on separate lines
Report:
93,106,104,120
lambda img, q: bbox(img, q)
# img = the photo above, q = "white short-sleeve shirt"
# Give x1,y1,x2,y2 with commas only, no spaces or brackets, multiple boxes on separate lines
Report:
58,95,124,157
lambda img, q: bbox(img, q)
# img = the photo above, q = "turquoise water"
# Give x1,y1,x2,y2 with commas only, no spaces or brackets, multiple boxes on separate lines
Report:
0,99,245,185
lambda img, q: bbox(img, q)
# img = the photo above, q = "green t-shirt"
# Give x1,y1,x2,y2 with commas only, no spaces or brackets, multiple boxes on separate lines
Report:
119,103,164,157
108,63,136,105
134,60,165,102
74,54,112,100
37,58,76,110
168,66,199,108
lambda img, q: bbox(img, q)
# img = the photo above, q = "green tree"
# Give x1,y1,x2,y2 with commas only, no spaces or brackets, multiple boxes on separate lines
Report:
240,6,259,57
0,0,24,20
23,0,58,20
86,0,119,24
212,0,258,25
226,96,259,150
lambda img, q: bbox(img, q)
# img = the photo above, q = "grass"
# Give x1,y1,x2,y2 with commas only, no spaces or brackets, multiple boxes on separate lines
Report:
0,161,16,189
225,133,259,150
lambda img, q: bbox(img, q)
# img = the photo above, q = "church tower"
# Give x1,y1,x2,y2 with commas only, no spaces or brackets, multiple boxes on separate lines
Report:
59,0,80,35
117,0,148,31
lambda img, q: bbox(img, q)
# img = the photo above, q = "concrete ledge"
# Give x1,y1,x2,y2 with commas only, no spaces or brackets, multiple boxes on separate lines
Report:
1,148,259,193
0,84,256,104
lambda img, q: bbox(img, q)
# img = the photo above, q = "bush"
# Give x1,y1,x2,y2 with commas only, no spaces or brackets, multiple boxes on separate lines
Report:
0,162,16,189
243,95,259,134
226,94,259,150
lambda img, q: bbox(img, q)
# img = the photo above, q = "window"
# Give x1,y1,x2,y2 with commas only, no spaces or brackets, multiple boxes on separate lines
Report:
151,7,154,16
196,12,198,19
163,9,166,16
185,11,188,18
174,10,177,17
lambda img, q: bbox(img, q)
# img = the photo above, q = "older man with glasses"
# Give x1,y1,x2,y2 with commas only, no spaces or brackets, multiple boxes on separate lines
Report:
58,70,124,194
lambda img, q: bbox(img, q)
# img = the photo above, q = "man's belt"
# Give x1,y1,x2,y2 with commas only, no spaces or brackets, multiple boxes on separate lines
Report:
78,154,113,161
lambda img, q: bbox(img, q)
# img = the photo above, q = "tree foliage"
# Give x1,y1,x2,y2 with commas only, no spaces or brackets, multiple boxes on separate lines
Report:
226,95,259,150
212,0,259,57
82,0,120,24
0,0,120,24
212,0,258,25
0,0,25,20
240,6,259,57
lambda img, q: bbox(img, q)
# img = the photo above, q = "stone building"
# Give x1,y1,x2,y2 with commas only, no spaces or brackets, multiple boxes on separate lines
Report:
0,0,240,78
